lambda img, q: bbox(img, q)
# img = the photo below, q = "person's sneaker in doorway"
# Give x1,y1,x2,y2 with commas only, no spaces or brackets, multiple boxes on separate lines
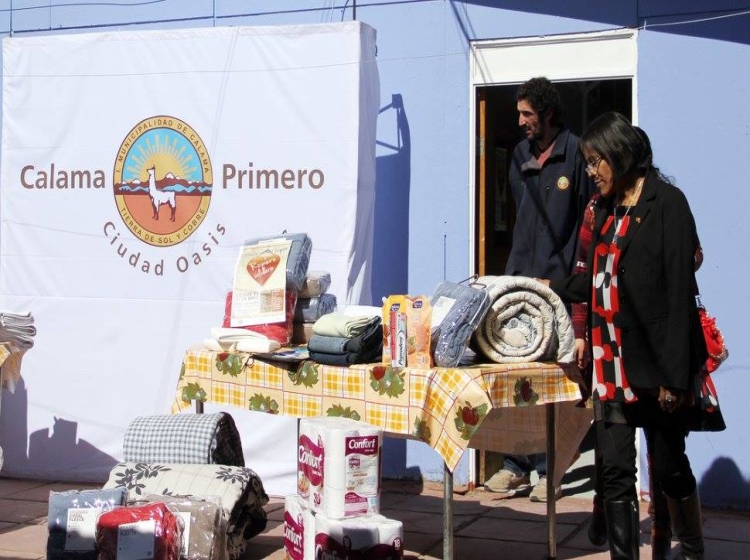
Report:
529,476,562,502
484,469,531,493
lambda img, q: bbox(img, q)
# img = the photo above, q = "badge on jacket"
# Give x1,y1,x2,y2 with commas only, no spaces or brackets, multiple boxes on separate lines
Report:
557,176,570,190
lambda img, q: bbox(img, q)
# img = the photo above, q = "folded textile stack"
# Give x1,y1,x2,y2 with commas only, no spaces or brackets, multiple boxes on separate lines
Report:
292,271,334,344
470,275,576,364
308,313,382,366
47,488,127,560
0,310,37,397
123,412,245,467
0,310,36,349
224,232,313,345
204,327,281,354
104,462,269,559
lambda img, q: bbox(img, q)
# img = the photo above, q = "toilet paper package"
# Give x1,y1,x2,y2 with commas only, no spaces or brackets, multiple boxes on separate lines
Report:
283,495,315,560
314,514,404,559
298,417,382,518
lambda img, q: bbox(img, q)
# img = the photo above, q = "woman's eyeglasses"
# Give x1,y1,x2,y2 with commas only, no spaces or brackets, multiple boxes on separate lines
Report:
586,156,603,174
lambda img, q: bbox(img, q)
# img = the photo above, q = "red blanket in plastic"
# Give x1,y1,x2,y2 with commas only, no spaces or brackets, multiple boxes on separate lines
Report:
223,288,297,345
96,502,182,560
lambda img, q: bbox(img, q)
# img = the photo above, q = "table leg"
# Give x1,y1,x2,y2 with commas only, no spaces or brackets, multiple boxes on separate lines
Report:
546,402,556,559
443,462,454,560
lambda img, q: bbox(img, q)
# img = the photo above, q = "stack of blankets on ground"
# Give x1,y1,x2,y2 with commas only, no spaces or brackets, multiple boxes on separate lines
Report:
46,412,268,560
307,307,383,366
284,417,404,559
292,271,337,344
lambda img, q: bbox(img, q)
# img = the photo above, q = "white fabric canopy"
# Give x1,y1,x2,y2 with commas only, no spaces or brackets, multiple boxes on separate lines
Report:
0,21,379,494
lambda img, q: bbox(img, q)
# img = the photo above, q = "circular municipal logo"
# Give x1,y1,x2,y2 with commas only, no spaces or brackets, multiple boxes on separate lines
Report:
557,176,570,191
113,116,213,247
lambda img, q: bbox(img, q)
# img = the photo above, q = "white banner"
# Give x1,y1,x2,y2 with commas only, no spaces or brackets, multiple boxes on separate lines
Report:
0,22,379,492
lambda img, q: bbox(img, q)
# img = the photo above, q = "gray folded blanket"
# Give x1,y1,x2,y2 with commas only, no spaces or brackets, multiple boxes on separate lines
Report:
244,232,312,291
294,293,337,323
429,280,491,367
123,412,244,467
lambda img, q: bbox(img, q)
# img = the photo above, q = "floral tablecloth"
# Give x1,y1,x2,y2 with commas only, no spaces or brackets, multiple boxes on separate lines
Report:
171,345,592,475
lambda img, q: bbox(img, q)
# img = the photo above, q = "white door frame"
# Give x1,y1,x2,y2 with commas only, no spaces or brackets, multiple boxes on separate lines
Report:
466,27,639,490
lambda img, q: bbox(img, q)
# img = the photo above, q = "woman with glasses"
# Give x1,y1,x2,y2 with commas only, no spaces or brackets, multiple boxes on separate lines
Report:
542,112,719,559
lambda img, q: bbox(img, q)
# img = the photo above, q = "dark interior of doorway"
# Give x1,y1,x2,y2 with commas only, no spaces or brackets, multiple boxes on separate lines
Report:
477,79,632,276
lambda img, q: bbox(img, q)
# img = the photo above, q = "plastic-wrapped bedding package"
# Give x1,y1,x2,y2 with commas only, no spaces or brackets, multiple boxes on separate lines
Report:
243,232,312,292
130,494,228,560
123,412,245,467
299,271,331,298
47,487,128,560
104,462,269,560
223,288,297,345
429,280,492,367
96,502,183,560
294,293,337,323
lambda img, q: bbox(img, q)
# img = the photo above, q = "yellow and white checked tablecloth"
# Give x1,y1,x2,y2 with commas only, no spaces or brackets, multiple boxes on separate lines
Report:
171,345,593,477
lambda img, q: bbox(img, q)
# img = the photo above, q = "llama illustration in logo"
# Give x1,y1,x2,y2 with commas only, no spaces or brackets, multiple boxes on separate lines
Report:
147,166,176,221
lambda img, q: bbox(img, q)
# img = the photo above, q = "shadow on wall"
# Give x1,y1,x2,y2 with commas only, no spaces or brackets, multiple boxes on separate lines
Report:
0,378,118,483
371,93,410,304
372,93,418,480
699,456,750,510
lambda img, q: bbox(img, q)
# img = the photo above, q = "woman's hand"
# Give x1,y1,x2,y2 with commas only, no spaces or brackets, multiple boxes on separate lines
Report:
535,277,551,287
659,386,682,413
575,338,589,371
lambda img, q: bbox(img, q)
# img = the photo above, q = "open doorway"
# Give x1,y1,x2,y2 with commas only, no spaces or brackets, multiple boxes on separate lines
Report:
475,78,633,275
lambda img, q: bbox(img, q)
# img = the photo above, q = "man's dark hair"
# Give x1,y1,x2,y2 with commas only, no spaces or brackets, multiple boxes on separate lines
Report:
516,77,564,127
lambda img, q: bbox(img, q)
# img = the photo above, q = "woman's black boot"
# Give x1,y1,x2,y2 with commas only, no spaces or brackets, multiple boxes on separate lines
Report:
665,490,704,560
589,493,608,546
605,499,640,559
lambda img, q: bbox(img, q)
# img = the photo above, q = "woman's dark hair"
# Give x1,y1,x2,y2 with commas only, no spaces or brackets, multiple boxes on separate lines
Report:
580,112,650,185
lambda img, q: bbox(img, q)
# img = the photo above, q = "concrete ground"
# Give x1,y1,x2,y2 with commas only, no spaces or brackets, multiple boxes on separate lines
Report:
1,474,749,559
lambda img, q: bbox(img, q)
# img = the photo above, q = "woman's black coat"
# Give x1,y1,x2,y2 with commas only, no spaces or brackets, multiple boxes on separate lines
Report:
550,171,707,392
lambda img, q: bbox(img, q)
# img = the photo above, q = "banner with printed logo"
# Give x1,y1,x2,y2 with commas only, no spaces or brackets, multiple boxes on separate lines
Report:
0,22,379,490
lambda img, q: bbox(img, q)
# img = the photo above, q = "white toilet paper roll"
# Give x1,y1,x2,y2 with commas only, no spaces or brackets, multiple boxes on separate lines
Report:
299,417,382,518
377,516,404,551
283,494,316,560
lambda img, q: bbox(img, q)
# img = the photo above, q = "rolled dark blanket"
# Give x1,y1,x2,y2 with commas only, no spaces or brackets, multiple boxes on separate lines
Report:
123,412,244,467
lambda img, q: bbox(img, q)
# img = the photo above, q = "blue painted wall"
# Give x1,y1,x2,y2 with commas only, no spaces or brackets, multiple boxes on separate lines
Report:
1,0,747,508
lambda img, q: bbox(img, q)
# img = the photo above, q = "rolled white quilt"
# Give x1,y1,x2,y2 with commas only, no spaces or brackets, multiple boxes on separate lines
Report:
471,275,575,364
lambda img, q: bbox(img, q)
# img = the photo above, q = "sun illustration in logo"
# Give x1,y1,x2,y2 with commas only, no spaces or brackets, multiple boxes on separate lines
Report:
113,116,213,247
